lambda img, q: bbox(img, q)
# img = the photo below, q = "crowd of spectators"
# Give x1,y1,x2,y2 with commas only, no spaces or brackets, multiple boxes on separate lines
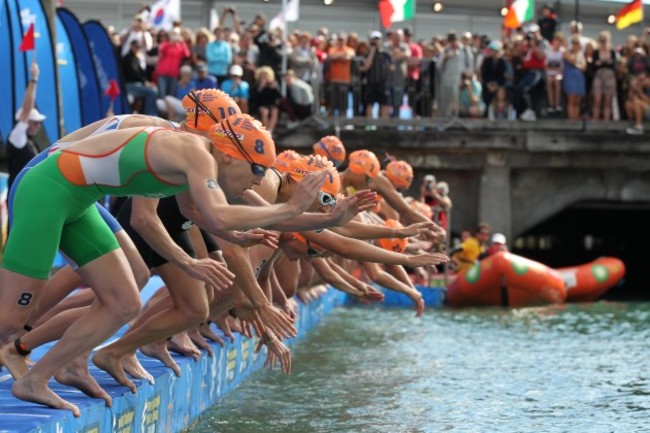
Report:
108,4,650,134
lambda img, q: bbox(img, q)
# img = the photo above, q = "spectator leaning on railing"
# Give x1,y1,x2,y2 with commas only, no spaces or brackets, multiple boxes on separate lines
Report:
360,31,393,120
327,32,355,116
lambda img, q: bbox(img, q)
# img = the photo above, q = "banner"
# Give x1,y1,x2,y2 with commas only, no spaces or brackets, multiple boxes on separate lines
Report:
5,0,26,137
55,13,81,135
57,8,102,126
269,0,300,30
0,0,16,142
83,20,129,116
15,0,61,141
148,0,180,31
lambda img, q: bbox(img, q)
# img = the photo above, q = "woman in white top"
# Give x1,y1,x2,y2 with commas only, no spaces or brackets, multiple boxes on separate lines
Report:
545,32,565,114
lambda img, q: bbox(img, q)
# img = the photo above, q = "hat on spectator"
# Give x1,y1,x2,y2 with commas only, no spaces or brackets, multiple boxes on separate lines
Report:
197,63,208,72
229,65,243,77
447,31,457,42
403,27,413,37
336,32,347,40
369,30,382,40
15,108,46,122
527,24,540,33
180,65,193,75
377,219,408,253
348,150,380,179
488,40,502,51
492,233,507,245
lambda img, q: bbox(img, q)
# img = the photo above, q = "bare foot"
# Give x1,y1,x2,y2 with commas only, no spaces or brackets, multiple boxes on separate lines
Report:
13,374,81,417
139,341,181,377
187,328,213,357
92,350,136,393
121,352,154,384
0,343,30,379
168,333,201,361
199,323,225,347
54,355,112,407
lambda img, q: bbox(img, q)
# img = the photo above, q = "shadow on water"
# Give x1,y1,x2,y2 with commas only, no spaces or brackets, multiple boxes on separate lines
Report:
512,201,650,301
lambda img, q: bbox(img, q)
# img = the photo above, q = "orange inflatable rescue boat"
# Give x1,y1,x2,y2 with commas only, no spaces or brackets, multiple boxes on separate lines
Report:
555,257,625,302
447,252,566,308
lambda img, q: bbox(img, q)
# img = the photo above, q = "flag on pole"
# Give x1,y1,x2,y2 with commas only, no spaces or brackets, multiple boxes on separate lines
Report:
209,7,219,32
19,23,35,51
503,0,535,29
616,0,643,30
148,0,180,31
269,0,300,31
378,0,415,29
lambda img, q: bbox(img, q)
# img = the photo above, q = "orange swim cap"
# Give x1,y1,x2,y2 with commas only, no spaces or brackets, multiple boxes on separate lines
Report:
289,154,341,196
410,200,433,219
348,150,380,179
385,160,414,190
209,113,276,168
274,149,302,173
291,232,326,257
377,219,407,253
312,136,346,167
183,89,241,131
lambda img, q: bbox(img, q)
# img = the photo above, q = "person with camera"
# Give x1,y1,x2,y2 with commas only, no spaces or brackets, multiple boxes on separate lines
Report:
360,31,393,120
206,26,232,85
480,40,507,115
458,70,485,118
420,176,452,231
251,66,281,134
119,14,153,70
155,28,190,98
518,25,547,121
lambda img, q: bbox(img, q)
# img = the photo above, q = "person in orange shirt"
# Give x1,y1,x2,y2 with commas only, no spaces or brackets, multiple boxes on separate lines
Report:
327,33,355,116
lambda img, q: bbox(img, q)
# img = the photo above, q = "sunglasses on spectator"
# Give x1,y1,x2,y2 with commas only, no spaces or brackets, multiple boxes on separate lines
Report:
318,191,336,207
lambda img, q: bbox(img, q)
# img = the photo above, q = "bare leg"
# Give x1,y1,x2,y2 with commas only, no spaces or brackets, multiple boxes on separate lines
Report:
603,94,613,121
93,262,208,383
268,107,279,133
592,93,602,120
27,266,84,327
12,250,141,416
0,269,47,344
54,351,112,406
139,340,181,376
168,331,202,359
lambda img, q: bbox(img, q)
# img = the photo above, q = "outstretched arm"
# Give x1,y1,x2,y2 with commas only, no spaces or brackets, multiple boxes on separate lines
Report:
301,229,448,268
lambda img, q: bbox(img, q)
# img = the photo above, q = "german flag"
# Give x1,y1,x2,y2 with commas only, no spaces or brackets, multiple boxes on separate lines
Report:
616,0,643,30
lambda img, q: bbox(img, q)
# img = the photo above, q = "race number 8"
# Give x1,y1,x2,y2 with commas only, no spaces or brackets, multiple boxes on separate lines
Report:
254,139,265,154
17,292,33,306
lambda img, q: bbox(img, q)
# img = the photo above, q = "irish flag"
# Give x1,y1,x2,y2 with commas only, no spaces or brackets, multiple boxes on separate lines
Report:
379,0,415,29
503,0,534,29
616,0,643,30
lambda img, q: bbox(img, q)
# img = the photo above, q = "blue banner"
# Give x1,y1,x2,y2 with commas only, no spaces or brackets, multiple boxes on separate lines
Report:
54,13,81,135
83,20,130,116
0,0,16,142
5,0,26,136
57,8,102,126
15,0,61,142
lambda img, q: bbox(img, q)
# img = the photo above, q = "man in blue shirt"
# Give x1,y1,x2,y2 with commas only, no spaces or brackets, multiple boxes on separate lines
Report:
193,62,218,90
220,64,250,112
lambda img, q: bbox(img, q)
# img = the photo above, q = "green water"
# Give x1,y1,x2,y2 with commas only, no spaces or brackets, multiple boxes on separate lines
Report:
194,302,650,433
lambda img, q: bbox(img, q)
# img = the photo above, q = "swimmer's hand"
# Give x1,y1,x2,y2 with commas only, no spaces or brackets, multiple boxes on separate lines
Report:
256,334,292,374
406,289,425,317
356,285,385,305
230,229,279,249
329,190,378,226
406,252,450,268
287,171,327,214
183,258,235,290
424,222,446,245
399,222,438,239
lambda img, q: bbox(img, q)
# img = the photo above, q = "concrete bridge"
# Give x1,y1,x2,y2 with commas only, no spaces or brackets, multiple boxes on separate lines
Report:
277,118,650,241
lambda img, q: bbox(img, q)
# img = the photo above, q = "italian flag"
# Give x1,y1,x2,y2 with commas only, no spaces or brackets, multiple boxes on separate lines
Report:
379,0,415,29
503,0,535,29
616,0,643,30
